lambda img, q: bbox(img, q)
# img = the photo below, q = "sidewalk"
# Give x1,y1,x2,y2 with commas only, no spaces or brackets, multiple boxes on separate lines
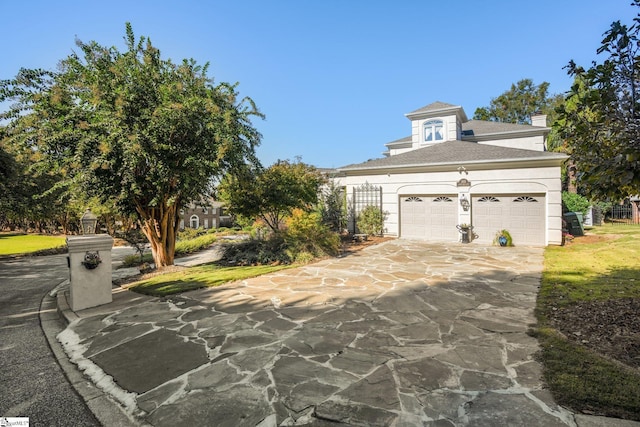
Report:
49,241,640,427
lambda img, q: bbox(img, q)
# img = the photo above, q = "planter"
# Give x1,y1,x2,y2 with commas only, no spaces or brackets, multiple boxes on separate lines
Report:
456,224,473,243
494,229,513,247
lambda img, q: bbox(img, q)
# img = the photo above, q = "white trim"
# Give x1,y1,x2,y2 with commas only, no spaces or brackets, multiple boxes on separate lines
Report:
190,215,199,229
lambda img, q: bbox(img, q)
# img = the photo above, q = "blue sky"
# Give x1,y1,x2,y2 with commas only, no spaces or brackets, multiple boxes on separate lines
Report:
1,1,637,168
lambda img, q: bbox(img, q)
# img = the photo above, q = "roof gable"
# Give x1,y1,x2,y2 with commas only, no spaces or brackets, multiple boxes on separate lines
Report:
405,101,468,122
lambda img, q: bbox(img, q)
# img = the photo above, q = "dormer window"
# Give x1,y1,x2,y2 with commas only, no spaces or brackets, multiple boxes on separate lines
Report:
424,119,444,142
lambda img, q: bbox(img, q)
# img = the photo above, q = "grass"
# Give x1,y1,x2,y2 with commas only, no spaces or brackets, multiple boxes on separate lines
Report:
535,327,640,419
0,233,67,256
536,223,640,420
127,263,292,296
539,224,640,310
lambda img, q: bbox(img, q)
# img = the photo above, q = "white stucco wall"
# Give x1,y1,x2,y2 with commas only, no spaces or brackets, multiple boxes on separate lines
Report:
334,164,563,246
477,135,545,152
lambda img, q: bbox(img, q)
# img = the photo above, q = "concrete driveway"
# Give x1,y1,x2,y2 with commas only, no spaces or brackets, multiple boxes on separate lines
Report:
59,239,581,426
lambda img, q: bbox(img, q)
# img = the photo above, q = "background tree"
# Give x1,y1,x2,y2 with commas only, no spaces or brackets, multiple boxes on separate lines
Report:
557,3,640,200
473,78,565,151
0,23,262,266
218,159,324,233
0,145,19,229
473,78,554,124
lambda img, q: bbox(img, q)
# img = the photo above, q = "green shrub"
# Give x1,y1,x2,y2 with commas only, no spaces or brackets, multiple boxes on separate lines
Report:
175,233,217,255
220,235,289,266
177,227,206,241
562,192,590,216
319,180,347,232
219,210,340,266
121,253,154,267
284,209,340,258
356,205,385,236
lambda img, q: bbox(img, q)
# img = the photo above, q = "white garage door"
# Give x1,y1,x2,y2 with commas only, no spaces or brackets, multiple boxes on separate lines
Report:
400,195,459,241
472,195,546,246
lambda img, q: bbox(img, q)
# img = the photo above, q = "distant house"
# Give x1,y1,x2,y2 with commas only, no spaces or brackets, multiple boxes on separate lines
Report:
179,201,231,230
333,101,568,246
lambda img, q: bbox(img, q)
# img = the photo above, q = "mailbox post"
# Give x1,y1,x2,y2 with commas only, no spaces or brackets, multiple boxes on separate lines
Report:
67,214,114,311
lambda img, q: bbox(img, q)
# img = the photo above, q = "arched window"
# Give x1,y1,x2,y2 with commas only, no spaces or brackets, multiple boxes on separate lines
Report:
190,215,199,229
513,196,539,203
424,119,444,142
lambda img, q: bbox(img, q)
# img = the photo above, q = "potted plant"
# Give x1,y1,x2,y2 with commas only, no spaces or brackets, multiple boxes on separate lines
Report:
494,229,513,247
456,223,473,243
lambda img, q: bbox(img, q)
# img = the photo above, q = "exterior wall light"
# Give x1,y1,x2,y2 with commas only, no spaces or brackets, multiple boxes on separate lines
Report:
80,208,98,235
460,195,470,211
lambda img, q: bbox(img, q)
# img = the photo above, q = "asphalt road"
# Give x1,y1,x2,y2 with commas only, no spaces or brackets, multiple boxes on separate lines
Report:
0,253,100,426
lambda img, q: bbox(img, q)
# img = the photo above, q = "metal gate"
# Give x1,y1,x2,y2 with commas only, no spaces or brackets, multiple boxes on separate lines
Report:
349,182,383,233
607,201,640,225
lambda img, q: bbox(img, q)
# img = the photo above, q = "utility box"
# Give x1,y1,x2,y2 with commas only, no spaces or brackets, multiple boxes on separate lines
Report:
66,234,114,311
563,212,584,237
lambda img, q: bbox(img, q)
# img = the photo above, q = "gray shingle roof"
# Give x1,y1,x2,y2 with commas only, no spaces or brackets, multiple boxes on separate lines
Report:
339,140,567,171
462,119,546,134
406,101,460,115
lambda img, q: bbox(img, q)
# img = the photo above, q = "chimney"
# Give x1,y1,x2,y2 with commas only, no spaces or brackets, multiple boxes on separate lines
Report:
531,113,547,127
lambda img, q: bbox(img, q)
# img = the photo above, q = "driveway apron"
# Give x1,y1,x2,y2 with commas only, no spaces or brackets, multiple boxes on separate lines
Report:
58,240,578,426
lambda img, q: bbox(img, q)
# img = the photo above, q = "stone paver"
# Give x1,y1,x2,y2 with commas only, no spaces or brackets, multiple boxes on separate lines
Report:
56,240,628,426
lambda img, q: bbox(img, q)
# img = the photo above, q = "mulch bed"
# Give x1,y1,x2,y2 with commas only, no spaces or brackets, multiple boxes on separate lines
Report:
341,235,394,254
549,232,640,371
549,298,640,370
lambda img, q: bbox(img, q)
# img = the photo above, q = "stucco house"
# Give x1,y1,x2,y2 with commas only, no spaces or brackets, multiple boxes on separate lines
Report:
334,101,568,246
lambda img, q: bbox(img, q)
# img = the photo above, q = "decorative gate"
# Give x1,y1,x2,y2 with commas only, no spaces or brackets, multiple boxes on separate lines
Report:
350,182,383,233
608,200,640,225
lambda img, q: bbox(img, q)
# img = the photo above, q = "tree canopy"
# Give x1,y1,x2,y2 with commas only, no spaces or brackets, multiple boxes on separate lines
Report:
556,3,640,200
0,23,263,266
473,78,556,124
473,78,565,152
218,160,324,232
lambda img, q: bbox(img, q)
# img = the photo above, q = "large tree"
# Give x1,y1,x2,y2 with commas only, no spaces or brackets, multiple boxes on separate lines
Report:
473,78,556,124
556,4,640,200
473,78,565,151
0,23,262,266
218,160,324,233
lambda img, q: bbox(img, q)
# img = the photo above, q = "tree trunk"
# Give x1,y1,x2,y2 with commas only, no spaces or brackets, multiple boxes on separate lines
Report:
138,202,180,268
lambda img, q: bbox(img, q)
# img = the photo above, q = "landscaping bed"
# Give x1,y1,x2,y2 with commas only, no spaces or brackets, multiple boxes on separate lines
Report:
549,297,640,369
536,224,640,420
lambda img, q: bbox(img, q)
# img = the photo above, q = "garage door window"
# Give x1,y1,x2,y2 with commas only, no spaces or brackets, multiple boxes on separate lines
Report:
433,196,453,202
405,197,423,202
478,196,500,203
514,196,538,203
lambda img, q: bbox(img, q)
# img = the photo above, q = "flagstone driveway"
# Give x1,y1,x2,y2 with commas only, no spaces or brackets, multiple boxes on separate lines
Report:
60,239,578,426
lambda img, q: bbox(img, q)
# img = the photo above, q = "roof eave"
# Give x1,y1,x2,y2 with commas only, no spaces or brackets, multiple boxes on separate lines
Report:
405,105,467,121
338,155,568,174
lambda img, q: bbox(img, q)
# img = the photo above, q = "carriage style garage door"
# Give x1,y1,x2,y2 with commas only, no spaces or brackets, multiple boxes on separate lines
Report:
400,195,459,241
472,194,546,246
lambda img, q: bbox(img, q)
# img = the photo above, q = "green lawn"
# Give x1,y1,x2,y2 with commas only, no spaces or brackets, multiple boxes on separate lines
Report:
536,223,640,420
127,263,293,296
0,233,67,256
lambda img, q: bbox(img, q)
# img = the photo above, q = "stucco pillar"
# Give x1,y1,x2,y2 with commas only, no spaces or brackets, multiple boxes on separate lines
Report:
66,234,114,311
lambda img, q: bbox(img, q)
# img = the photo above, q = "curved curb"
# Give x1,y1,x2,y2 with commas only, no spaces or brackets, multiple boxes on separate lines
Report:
40,280,145,427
